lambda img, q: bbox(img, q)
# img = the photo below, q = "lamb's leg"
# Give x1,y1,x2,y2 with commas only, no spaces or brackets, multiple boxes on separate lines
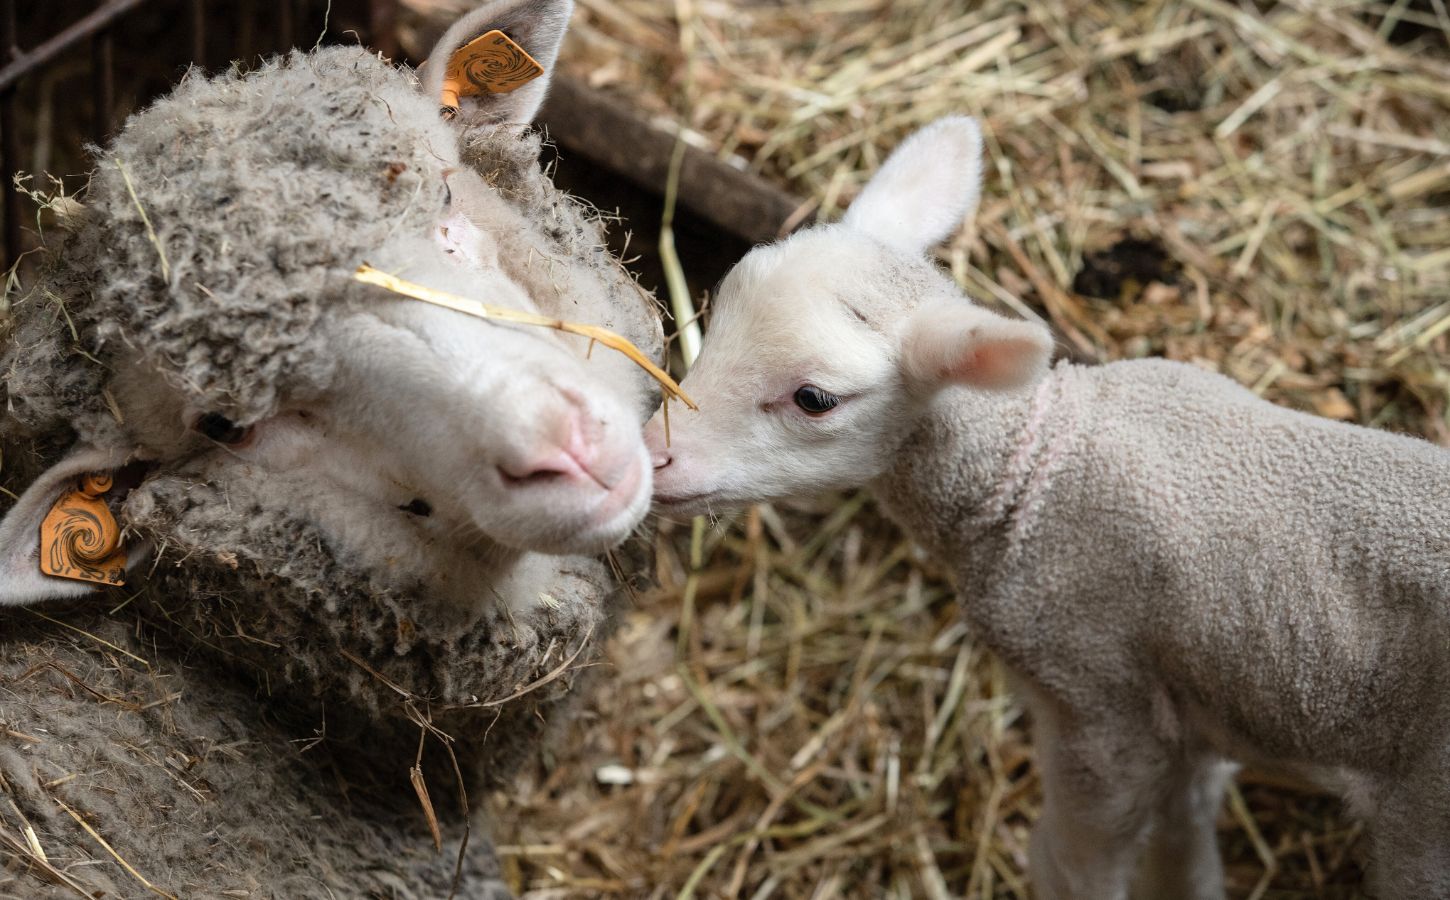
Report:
1026,696,1166,900
1130,756,1234,900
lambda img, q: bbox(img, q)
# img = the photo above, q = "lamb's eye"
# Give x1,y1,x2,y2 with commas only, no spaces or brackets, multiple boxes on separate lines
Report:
793,385,840,415
194,412,251,445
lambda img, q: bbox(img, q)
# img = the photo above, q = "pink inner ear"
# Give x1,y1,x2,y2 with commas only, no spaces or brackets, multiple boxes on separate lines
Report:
950,336,1036,388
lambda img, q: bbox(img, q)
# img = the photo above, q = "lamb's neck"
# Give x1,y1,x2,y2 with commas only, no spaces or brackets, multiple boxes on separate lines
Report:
869,377,1050,564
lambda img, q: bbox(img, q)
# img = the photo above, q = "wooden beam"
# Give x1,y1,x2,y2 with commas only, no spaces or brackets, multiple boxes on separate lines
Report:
538,75,808,246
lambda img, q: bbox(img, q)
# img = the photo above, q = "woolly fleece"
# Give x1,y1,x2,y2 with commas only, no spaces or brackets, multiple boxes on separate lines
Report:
871,360,1450,894
0,40,660,899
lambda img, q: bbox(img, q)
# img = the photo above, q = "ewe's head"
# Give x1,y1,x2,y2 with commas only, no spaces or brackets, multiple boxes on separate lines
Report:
1,0,661,606
648,118,1052,516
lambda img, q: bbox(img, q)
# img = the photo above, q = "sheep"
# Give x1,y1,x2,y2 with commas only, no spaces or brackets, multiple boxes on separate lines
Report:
0,1,662,895
646,116,1450,900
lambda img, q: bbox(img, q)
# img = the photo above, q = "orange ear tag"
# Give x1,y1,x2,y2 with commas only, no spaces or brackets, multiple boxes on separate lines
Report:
440,30,544,109
39,472,127,587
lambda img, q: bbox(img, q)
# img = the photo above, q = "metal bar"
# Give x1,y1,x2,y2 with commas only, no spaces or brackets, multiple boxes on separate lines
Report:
1,0,19,270
0,0,149,94
188,0,205,68
92,29,115,142
369,0,398,60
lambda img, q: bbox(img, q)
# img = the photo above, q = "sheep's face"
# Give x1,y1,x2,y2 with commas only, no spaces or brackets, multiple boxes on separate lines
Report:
109,231,653,560
98,109,653,560
0,1,662,608
647,118,1052,517
328,279,653,559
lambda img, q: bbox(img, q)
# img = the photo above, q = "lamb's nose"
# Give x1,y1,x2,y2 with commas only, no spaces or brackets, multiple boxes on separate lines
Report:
651,449,673,471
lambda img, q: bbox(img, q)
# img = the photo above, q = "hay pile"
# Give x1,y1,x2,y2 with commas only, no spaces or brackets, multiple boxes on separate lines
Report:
484,1,1448,897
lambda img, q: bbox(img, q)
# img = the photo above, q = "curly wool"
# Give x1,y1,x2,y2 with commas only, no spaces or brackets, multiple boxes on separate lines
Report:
0,609,511,900
78,48,454,424
124,462,617,751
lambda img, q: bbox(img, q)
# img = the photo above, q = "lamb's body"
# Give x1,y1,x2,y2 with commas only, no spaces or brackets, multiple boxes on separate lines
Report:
878,360,1450,893
859,359,1450,895
883,358,1450,773
649,117,1450,897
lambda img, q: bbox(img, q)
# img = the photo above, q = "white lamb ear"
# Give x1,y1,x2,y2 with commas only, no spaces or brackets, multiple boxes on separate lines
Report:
418,0,573,126
902,302,1053,392
0,447,148,607
841,116,984,254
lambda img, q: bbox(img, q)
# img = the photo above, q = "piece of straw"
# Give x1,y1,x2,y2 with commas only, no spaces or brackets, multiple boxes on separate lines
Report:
113,158,169,283
353,264,697,410
54,797,178,900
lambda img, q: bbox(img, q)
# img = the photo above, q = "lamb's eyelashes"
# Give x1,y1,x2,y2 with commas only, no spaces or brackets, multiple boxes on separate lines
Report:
761,385,857,419
793,384,841,415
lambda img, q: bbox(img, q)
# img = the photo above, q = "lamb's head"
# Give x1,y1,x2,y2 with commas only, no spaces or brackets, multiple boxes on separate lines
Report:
0,0,663,608
648,118,1052,516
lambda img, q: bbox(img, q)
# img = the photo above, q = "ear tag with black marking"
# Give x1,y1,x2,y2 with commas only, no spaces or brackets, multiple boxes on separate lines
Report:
39,472,127,587
441,30,544,110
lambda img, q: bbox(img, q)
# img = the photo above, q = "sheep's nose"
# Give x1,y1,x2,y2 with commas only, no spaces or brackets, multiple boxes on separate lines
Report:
500,407,613,489
651,448,673,471
499,448,594,486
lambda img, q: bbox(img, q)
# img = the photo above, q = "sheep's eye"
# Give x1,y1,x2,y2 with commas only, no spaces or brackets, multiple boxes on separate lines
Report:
793,385,840,415
194,412,250,445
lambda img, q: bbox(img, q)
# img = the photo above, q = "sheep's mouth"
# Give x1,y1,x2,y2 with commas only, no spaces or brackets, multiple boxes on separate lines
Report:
548,451,649,530
566,460,651,551
467,450,651,555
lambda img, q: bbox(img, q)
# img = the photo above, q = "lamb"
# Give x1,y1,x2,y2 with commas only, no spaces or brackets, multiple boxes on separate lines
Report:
0,1,662,895
647,116,1450,900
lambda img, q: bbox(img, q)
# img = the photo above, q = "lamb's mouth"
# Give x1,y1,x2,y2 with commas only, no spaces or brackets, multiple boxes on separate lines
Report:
651,491,720,515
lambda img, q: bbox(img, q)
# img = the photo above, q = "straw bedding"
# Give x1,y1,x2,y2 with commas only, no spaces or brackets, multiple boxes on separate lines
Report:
473,1,1448,897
